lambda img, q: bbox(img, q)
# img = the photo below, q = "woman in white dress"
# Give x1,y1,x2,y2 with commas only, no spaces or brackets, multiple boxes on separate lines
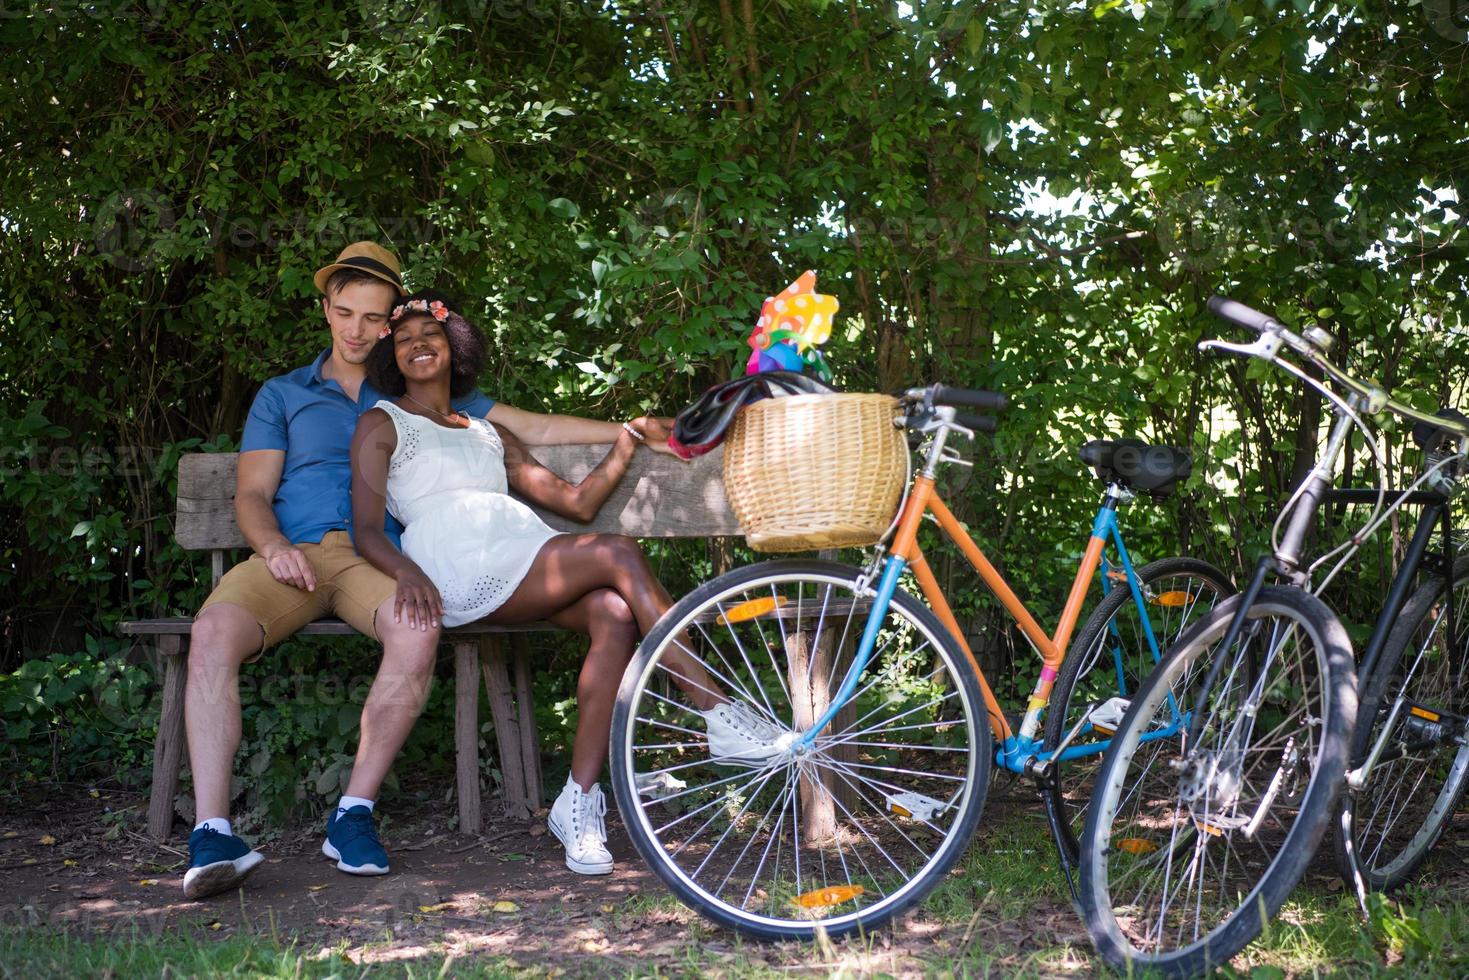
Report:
350,291,779,877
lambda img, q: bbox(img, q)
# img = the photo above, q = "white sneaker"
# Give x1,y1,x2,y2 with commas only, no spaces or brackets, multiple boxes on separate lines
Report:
701,700,789,767
548,778,614,876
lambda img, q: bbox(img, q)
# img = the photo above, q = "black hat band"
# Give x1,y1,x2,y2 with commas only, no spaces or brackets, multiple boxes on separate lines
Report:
335,255,403,287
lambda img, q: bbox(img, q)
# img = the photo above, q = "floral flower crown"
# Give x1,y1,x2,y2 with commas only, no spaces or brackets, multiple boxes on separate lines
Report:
379,298,451,339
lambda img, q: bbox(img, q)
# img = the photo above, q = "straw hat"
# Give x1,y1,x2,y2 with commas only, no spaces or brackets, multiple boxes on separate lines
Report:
312,242,407,296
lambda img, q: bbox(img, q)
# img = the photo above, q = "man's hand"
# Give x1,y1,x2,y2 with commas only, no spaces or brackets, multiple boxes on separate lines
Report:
639,416,682,457
261,543,317,592
394,566,443,632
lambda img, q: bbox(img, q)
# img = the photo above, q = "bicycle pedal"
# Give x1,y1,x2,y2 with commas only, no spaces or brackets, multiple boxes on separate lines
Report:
1193,814,1249,837
1402,701,1466,745
635,771,688,801
1088,696,1131,736
886,791,948,822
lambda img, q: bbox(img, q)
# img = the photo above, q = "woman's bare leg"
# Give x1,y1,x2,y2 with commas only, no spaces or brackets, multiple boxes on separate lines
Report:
484,534,723,710
544,588,639,790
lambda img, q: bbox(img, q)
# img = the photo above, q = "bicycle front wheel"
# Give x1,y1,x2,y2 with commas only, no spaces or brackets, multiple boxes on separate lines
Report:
1335,556,1469,893
610,559,992,940
1079,586,1356,977
1042,556,1234,865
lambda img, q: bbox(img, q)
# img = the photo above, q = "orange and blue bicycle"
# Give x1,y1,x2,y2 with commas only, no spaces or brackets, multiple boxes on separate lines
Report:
610,384,1232,938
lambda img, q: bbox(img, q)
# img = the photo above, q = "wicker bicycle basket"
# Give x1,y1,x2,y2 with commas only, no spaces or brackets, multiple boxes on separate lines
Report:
722,392,908,552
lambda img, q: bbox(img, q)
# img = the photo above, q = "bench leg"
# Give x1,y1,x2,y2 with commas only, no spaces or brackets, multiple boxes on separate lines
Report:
509,635,544,812
147,634,187,840
454,641,483,835
480,638,534,819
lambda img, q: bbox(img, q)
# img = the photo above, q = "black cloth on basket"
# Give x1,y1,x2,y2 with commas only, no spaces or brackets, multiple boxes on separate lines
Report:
670,371,836,459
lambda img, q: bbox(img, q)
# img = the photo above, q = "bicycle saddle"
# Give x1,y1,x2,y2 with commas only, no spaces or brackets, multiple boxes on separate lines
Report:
1079,438,1192,498
1410,407,1469,451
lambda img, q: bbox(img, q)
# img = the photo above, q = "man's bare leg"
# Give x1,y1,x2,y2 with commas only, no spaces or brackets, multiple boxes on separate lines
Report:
341,594,442,801
182,602,267,899
186,603,264,823
322,595,440,877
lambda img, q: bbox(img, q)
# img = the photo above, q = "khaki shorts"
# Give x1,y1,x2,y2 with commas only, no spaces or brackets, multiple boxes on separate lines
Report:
199,531,397,657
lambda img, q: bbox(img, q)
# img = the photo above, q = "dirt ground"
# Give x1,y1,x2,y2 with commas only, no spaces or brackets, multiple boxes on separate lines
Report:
10,782,1468,977
0,781,1093,976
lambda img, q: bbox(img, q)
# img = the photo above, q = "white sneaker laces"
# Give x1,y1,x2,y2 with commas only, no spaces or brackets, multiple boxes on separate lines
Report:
571,784,608,850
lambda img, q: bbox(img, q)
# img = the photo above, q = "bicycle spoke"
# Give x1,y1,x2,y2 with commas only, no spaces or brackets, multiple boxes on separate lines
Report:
619,565,988,938
1085,590,1347,967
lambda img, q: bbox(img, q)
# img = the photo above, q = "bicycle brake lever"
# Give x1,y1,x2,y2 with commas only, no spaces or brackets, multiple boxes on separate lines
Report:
939,446,973,467
1198,334,1284,361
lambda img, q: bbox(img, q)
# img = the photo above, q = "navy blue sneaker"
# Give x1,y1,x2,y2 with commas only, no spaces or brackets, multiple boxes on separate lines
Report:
182,827,264,900
322,805,389,875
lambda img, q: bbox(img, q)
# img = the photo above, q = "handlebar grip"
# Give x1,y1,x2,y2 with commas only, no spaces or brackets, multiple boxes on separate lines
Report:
933,385,1008,412
954,412,997,433
1207,295,1283,334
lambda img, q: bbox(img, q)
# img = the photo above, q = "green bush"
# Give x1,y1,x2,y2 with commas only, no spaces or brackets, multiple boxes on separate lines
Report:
2,1,1464,822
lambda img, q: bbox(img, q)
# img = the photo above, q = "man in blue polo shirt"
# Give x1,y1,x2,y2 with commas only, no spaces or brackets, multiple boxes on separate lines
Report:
181,243,672,900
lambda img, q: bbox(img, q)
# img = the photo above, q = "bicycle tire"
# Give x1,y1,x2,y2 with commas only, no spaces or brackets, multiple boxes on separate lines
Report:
1041,556,1234,866
1079,586,1356,977
1334,556,1469,893
610,559,992,941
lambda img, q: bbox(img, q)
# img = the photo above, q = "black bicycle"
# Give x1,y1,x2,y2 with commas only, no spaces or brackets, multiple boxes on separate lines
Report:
1078,296,1469,977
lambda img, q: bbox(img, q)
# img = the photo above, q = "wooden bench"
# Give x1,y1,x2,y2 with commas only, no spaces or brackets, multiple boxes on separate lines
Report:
121,445,742,839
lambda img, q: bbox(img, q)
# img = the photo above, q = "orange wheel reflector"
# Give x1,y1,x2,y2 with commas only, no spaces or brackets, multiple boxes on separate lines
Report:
1410,706,1442,722
890,803,913,818
1114,838,1158,855
718,596,788,626
794,884,865,909
1194,820,1224,837
1150,591,1193,607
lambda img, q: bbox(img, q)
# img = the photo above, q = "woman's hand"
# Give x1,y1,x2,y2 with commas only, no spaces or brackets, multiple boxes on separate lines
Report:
394,566,443,631
633,415,681,457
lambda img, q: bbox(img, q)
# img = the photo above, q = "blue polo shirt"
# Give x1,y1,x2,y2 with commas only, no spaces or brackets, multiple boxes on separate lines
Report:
240,348,496,547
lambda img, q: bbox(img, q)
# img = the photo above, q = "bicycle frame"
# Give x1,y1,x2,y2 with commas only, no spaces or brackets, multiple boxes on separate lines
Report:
795,413,1188,774
1185,404,1460,759
1341,489,1456,784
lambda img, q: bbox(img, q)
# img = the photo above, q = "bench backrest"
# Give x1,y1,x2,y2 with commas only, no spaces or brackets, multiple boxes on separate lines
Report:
176,447,743,573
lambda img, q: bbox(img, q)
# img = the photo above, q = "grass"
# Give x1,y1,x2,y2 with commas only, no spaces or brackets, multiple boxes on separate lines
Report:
0,929,445,979
5,803,1469,978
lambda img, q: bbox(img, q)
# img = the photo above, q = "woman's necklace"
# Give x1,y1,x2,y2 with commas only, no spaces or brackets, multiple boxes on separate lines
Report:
403,393,471,429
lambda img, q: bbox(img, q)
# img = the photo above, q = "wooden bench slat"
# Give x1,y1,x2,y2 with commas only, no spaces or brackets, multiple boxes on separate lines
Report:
176,445,742,550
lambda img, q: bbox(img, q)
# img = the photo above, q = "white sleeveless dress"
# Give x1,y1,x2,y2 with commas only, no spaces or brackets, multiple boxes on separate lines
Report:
375,400,563,626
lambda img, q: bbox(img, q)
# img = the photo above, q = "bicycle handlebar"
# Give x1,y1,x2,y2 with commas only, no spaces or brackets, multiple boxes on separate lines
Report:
1206,296,1284,335
1204,294,1469,442
931,385,1008,412
954,412,998,433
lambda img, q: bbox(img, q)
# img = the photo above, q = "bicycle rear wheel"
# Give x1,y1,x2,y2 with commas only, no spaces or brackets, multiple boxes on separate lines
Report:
1335,556,1469,893
1078,586,1356,977
1041,557,1234,866
610,559,991,940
